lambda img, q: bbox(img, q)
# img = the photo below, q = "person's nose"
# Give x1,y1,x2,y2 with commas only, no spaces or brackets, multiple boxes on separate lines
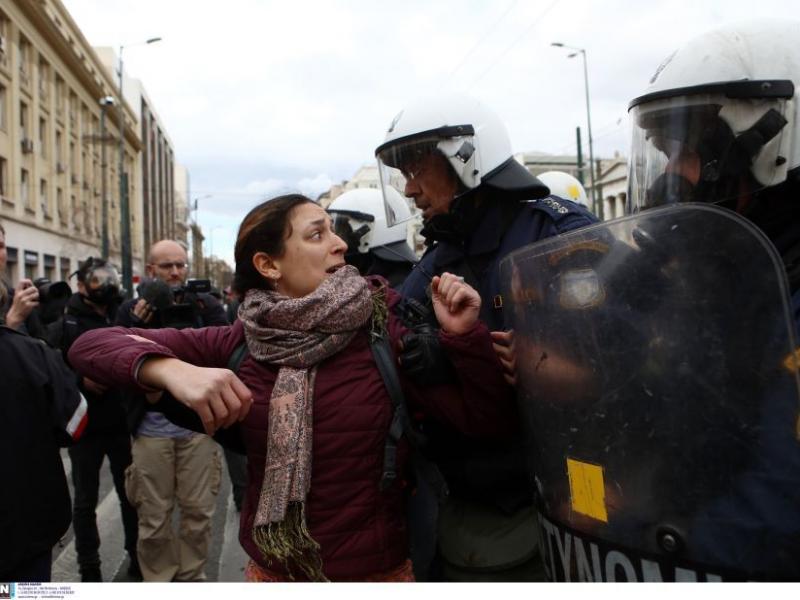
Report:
331,233,348,255
404,177,420,198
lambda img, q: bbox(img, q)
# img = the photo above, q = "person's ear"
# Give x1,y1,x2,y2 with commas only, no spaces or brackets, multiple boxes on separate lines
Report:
252,252,281,283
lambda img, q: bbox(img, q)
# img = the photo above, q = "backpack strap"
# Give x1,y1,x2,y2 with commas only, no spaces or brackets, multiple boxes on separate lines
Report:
227,342,250,372
369,333,449,501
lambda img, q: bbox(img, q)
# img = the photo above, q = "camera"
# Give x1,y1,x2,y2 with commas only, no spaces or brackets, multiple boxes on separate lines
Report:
136,278,212,329
32,277,72,325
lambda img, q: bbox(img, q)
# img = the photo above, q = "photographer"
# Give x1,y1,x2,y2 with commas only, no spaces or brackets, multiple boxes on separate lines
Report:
47,257,138,581
0,221,39,332
115,240,228,582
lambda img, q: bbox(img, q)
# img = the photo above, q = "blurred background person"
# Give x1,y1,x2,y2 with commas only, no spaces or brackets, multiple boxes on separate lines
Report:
0,283,88,582
46,258,138,582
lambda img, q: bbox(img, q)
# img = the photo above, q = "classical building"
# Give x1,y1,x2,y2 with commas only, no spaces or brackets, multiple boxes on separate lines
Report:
0,0,144,287
515,151,629,221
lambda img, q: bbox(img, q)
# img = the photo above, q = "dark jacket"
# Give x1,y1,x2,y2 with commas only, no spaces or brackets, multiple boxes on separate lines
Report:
0,326,87,576
114,290,228,433
67,281,515,580
49,294,127,435
400,194,597,509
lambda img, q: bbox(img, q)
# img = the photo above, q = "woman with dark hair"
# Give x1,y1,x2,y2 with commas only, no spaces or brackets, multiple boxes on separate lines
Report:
68,194,516,582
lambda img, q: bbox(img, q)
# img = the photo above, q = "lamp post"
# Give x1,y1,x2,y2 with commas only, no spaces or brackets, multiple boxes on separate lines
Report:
98,95,115,259
206,226,224,285
551,42,602,220
117,36,161,296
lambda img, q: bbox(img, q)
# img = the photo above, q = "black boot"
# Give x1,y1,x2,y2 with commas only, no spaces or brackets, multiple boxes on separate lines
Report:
80,566,102,582
127,553,142,580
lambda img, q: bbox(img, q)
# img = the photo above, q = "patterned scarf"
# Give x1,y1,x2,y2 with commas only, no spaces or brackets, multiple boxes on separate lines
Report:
238,265,373,581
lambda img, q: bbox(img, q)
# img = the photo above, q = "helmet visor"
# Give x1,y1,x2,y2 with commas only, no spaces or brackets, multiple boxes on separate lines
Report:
628,93,789,214
377,133,476,226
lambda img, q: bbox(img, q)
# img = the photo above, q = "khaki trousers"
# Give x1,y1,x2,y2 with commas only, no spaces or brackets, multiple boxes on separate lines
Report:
125,434,221,581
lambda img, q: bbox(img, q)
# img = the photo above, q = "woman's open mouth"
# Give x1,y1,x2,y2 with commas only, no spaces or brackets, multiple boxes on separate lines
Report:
326,263,346,274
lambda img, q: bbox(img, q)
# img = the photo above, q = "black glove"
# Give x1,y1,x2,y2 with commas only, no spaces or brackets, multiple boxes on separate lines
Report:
398,325,457,386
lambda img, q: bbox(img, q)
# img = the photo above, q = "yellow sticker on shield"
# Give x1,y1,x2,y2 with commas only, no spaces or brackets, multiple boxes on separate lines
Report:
567,458,608,522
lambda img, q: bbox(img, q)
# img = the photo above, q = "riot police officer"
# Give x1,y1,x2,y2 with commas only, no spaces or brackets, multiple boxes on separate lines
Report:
375,93,597,581
328,188,418,287
503,20,800,581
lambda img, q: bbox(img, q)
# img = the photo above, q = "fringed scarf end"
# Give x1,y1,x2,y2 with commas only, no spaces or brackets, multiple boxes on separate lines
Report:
252,502,328,582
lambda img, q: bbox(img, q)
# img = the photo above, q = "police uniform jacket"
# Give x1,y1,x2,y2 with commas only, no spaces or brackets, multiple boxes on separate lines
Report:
399,194,597,509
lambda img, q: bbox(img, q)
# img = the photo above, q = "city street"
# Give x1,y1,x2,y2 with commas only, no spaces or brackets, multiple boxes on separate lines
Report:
50,447,248,583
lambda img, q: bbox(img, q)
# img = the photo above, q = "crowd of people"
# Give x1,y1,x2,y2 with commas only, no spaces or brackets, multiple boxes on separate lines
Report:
1,19,799,583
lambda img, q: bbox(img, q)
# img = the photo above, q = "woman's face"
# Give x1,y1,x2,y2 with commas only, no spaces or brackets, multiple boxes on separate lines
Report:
271,202,348,298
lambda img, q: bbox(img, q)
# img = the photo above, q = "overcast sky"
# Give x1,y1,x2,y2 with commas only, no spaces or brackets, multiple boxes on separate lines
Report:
61,0,797,267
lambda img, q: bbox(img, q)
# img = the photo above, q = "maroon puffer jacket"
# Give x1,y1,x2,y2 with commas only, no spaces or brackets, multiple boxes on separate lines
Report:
68,284,516,580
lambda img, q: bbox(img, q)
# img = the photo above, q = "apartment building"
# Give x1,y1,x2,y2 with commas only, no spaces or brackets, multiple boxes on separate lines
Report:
0,0,144,287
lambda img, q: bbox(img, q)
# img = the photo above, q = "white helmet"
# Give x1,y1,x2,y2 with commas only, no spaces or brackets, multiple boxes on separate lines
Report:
536,171,588,207
627,20,800,213
375,93,548,225
328,188,418,263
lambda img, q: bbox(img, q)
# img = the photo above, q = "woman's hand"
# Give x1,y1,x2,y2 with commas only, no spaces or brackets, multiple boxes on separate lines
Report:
139,357,253,435
431,272,481,335
490,330,517,386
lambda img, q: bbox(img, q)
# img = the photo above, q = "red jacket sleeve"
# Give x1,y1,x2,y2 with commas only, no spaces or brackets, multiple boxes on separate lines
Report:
385,286,518,437
67,321,244,391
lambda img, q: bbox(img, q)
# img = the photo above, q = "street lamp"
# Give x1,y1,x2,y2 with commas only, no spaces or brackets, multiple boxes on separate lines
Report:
117,36,162,296
98,95,115,259
206,226,224,284
551,42,602,220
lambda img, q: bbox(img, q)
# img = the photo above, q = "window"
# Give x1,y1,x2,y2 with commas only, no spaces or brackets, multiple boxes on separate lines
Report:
0,82,6,131
23,250,38,280
5,246,18,286
18,35,30,85
0,12,9,65
20,168,29,208
55,76,65,116
39,117,47,157
44,254,55,281
56,187,65,223
0,156,7,199
55,130,63,165
60,256,70,282
68,91,77,124
38,58,49,100
40,178,50,219
19,101,28,139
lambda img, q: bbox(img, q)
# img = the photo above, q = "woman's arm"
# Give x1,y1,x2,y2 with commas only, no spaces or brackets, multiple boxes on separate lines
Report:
68,323,252,434
138,356,252,434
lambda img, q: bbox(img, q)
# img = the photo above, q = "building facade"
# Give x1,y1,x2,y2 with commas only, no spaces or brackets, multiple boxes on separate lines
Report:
95,48,178,259
515,151,629,221
0,0,143,288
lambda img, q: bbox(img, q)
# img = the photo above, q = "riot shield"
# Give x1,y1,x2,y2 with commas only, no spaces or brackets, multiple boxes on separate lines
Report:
500,203,800,581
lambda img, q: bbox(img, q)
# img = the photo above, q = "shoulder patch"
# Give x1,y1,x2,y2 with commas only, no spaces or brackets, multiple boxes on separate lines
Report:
528,196,570,215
